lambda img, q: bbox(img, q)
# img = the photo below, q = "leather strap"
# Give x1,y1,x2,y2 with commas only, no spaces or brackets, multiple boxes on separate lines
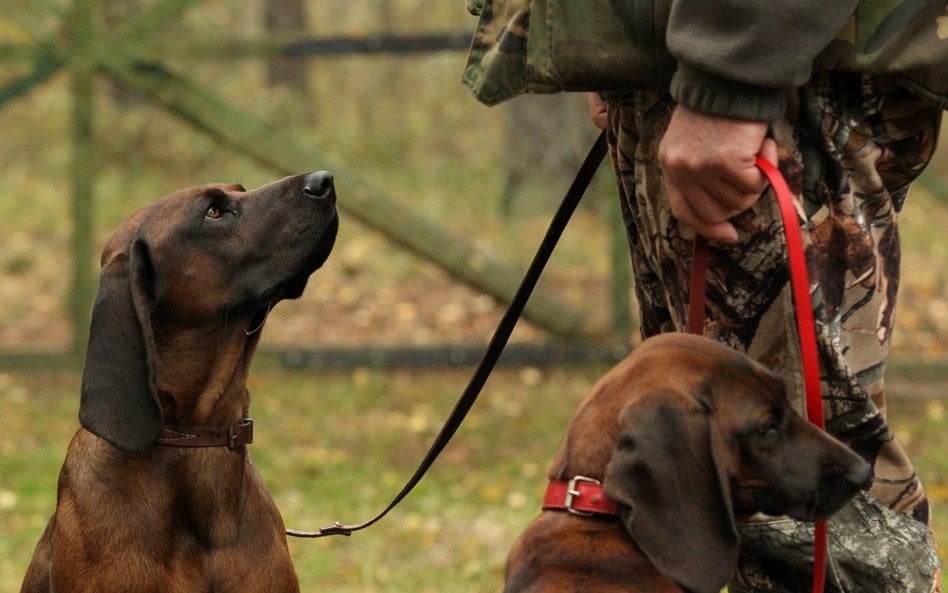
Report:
157,418,254,449
285,130,609,538
688,157,827,593
687,235,710,336
543,477,619,517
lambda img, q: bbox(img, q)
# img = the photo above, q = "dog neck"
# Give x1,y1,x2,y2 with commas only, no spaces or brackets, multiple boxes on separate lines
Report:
153,319,258,428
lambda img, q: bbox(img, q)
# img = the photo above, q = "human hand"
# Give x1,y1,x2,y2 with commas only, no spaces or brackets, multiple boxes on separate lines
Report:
658,104,778,243
587,92,608,130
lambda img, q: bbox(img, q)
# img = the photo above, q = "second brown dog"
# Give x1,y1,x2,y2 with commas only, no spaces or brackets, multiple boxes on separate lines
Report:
503,332,872,593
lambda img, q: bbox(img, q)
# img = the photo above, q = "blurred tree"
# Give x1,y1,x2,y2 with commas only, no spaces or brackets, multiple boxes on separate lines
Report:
264,0,311,111
104,0,148,105
502,93,591,213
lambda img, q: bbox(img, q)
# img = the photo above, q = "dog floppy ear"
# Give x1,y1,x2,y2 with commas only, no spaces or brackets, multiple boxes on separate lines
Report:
602,391,738,593
79,238,162,453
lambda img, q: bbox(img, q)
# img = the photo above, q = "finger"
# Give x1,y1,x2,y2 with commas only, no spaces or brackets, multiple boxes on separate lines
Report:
711,152,774,208
587,93,608,130
719,136,778,199
758,137,778,166
667,180,740,243
663,150,764,216
699,176,756,221
666,170,747,225
678,202,741,243
699,220,741,244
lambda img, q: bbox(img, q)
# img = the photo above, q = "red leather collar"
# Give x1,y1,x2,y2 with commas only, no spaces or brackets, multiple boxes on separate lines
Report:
543,476,619,517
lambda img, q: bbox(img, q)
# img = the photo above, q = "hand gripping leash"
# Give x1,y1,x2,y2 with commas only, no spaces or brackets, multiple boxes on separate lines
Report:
689,157,828,593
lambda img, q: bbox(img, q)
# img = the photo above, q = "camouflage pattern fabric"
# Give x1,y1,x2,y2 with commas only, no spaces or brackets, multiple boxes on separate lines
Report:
462,1,948,108
606,71,943,592
823,2,948,108
461,0,676,106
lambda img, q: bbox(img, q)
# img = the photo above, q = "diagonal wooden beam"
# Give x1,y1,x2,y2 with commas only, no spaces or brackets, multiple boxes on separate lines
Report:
0,48,64,107
123,32,474,62
102,61,587,337
113,0,202,41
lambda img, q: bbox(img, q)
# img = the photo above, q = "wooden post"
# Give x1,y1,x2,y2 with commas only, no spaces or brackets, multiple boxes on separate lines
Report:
67,0,98,354
264,0,309,90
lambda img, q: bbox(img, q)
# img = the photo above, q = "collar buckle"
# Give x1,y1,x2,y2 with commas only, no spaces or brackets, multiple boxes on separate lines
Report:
565,475,601,517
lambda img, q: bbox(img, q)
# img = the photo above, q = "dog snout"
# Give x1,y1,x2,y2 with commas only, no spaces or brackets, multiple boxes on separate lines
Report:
822,433,873,493
842,457,873,491
303,171,335,205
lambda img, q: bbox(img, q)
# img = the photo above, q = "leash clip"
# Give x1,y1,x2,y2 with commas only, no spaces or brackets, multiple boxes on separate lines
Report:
318,522,353,537
565,476,600,517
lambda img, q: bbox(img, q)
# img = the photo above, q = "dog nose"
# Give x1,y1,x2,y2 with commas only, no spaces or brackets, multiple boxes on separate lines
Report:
303,171,335,203
846,459,874,491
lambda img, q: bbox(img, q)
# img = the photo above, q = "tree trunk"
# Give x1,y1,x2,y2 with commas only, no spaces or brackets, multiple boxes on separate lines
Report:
263,0,309,90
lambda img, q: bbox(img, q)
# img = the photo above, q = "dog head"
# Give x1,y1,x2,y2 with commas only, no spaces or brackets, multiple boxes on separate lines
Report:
601,333,871,593
79,172,338,452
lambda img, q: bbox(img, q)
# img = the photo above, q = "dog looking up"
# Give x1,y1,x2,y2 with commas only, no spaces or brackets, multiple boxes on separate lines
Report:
21,172,338,593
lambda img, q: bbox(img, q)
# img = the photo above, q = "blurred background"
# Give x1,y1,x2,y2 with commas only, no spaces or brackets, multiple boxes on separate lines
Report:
1,1,946,591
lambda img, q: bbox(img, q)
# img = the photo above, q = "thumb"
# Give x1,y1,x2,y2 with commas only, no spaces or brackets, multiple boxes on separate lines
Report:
758,137,778,166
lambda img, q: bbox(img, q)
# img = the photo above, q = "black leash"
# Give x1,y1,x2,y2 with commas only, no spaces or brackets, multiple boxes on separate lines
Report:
286,129,609,538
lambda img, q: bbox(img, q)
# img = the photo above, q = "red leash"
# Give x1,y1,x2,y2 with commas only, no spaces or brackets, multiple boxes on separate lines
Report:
688,157,827,593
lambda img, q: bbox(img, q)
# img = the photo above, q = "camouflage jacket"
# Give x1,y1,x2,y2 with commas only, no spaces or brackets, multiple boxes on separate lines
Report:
462,0,948,119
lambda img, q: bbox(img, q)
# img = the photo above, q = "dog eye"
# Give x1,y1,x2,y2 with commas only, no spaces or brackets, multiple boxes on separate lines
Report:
205,205,223,220
759,420,780,442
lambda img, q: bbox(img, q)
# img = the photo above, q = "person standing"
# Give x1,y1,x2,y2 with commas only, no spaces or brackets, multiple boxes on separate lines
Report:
463,2,945,591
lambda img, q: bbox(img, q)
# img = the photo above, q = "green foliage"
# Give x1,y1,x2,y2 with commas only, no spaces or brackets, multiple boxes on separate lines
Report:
0,364,599,591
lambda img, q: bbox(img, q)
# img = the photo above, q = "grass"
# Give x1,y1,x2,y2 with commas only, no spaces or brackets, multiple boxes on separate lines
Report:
0,360,600,592
1,358,946,592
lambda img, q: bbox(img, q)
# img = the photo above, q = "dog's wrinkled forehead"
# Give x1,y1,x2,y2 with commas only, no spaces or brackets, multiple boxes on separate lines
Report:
100,183,245,266
634,333,787,404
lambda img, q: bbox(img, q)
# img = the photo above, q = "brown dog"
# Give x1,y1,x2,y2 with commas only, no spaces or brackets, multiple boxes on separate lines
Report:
503,333,872,593
20,172,338,593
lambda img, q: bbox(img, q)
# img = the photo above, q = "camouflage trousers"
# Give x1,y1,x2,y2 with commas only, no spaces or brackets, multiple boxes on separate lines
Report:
606,71,943,593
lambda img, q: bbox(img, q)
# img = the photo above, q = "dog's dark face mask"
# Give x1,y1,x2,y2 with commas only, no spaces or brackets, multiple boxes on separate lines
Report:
79,172,338,452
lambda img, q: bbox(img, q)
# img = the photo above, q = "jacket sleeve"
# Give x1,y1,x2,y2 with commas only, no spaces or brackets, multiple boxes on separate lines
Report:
665,0,859,121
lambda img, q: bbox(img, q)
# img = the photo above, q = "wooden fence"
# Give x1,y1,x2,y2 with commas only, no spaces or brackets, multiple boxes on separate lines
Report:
0,0,631,365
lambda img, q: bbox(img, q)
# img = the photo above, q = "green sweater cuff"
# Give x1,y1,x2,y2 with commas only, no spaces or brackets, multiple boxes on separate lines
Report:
670,64,787,122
